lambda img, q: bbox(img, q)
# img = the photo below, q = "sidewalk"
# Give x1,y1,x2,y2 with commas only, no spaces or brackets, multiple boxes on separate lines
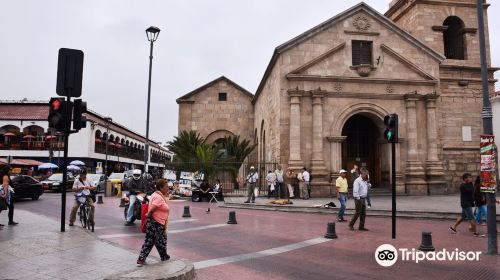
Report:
221,194,500,221
0,210,194,280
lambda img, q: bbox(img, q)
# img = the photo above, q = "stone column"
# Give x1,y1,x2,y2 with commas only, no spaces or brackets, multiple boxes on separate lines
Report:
425,93,446,194
288,90,303,170
404,93,427,195
327,136,346,179
310,91,328,181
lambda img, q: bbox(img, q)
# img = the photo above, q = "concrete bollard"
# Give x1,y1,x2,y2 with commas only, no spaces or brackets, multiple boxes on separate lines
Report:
324,222,338,239
182,206,192,218
418,231,435,251
227,211,237,224
97,195,104,204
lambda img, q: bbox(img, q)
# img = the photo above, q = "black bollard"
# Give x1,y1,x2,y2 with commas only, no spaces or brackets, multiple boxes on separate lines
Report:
418,231,435,251
97,195,104,204
119,198,126,207
324,222,338,239
227,211,237,224
182,206,192,218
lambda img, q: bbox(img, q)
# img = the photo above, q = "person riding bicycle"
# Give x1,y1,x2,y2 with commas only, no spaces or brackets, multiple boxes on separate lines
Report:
124,169,150,226
69,170,96,226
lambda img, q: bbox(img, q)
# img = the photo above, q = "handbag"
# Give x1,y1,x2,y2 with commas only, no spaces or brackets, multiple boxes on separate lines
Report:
0,196,7,211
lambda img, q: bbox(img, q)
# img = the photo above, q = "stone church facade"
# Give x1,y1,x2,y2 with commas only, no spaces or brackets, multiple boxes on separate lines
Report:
177,0,497,196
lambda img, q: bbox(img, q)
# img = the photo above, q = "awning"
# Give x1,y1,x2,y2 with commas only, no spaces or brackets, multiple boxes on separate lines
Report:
0,158,44,166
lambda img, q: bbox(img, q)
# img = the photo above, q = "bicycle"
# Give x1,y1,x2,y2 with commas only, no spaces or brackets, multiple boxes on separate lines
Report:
76,193,94,232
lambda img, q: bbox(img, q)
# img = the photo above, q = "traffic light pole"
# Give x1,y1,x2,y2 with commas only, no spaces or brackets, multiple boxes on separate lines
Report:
60,95,71,232
391,142,396,239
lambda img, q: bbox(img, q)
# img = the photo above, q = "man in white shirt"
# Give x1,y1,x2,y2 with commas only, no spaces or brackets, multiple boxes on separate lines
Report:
301,167,310,199
244,166,259,203
275,166,284,199
69,170,96,226
348,167,369,231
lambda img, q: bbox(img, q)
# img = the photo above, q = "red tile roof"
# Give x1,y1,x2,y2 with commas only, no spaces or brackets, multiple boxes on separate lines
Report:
0,104,48,120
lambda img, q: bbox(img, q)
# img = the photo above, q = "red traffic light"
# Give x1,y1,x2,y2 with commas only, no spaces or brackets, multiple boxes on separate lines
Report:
51,99,61,110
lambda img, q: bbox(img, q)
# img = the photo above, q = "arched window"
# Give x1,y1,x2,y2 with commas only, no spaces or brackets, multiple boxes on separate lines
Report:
443,16,466,60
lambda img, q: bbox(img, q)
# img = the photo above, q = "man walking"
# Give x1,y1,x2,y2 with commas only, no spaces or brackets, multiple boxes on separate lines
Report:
244,166,259,203
348,167,369,231
450,173,484,237
336,169,349,222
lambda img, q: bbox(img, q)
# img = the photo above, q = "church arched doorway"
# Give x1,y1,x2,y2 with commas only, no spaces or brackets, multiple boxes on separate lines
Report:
341,114,384,188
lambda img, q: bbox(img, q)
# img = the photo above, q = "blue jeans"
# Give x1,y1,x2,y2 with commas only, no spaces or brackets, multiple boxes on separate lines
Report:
475,205,487,224
338,193,347,219
126,194,137,222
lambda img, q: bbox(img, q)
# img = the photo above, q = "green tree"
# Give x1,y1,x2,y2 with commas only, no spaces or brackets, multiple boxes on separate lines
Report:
222,134,256,188
166,130,205,171
195,143,221,180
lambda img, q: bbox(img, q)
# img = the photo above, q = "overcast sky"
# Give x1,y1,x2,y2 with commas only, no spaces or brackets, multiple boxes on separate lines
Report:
1,0,499,144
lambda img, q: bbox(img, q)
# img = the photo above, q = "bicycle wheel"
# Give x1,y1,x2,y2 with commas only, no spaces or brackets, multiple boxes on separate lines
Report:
79,205,87,228
85,206,92,230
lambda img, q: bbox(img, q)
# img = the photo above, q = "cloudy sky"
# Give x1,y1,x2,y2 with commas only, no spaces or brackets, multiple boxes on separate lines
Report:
1,0,499,144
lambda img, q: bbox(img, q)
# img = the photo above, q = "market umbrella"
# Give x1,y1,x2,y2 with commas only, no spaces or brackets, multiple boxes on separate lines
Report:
23,135,36,139
38,162,59,169
67,165,81,171
45,135,57,140
69,160,85,166
95,138,102,143
3,132,15,137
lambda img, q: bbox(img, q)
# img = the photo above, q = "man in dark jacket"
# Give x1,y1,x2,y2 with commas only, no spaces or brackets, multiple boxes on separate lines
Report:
124,169,149,225
450,173,484,237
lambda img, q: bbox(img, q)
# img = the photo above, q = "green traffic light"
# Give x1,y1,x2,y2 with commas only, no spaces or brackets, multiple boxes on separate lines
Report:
386,130,393,140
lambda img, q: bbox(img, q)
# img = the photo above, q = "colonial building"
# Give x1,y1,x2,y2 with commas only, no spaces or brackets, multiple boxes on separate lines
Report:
177,0,497,196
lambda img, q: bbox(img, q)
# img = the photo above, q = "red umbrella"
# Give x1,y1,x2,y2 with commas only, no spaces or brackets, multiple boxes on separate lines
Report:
45,135,57,140
23,135,36,139
95,138,102,143
3,132,15,137
108,142,116,146
115,143,123,148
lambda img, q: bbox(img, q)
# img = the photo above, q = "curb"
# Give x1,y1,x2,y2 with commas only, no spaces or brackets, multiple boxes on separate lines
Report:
103,259,195,280
220,202,500,221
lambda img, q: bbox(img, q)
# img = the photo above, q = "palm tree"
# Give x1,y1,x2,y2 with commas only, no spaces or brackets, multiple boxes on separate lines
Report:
222,134,256,188
195,143,221,180
166,130,205,172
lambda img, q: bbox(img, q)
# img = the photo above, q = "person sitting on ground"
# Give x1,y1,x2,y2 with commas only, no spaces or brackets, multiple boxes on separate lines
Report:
450,173,484,237
69,170,96,226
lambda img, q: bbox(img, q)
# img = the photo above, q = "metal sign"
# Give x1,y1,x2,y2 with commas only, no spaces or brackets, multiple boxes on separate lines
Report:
479,134,497,193
56,48,84,97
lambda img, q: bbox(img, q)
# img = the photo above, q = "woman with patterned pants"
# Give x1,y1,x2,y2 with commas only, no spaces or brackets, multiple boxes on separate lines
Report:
137,179,170,265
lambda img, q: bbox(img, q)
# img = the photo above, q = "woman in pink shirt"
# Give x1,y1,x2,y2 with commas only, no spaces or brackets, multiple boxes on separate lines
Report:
137,179,170,266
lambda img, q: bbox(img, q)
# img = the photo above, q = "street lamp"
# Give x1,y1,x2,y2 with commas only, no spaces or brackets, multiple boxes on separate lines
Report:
144,26,160,174
104,117,112,196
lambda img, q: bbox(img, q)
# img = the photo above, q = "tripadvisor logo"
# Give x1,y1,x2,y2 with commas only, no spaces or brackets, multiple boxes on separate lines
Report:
375,244,482,267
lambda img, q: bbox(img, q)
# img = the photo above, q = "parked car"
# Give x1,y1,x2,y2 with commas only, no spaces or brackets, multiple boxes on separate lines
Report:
81,173,106,193
41,173,75,192
10,175,44,200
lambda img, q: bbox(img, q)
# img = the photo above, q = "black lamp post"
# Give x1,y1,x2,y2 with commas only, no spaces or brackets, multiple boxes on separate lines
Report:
144,26,160,174
104,117,112,196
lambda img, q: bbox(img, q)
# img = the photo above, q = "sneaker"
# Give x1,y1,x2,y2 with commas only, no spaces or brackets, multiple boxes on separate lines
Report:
124,221,134,226
251,201,255,203
449,226,457,234
359,228,369,231
244,201,250,203
473,232,485,237
348,226,355,231
8,221,18,225
161,254,171,261
69,222,74,227
367,205,371,209
136,259,146,267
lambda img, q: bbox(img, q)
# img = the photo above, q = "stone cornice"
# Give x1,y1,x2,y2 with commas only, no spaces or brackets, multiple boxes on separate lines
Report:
176,100,195,104
344,30,380,36
439,64,500,72
286,74,438,85
287,88,306,98
443,146,479,151
386,1,490,21
326,136,347,143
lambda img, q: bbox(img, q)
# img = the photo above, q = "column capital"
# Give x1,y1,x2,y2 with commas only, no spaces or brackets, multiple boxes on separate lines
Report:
311,87,326,99
288,88,305,98
326,136,347,143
